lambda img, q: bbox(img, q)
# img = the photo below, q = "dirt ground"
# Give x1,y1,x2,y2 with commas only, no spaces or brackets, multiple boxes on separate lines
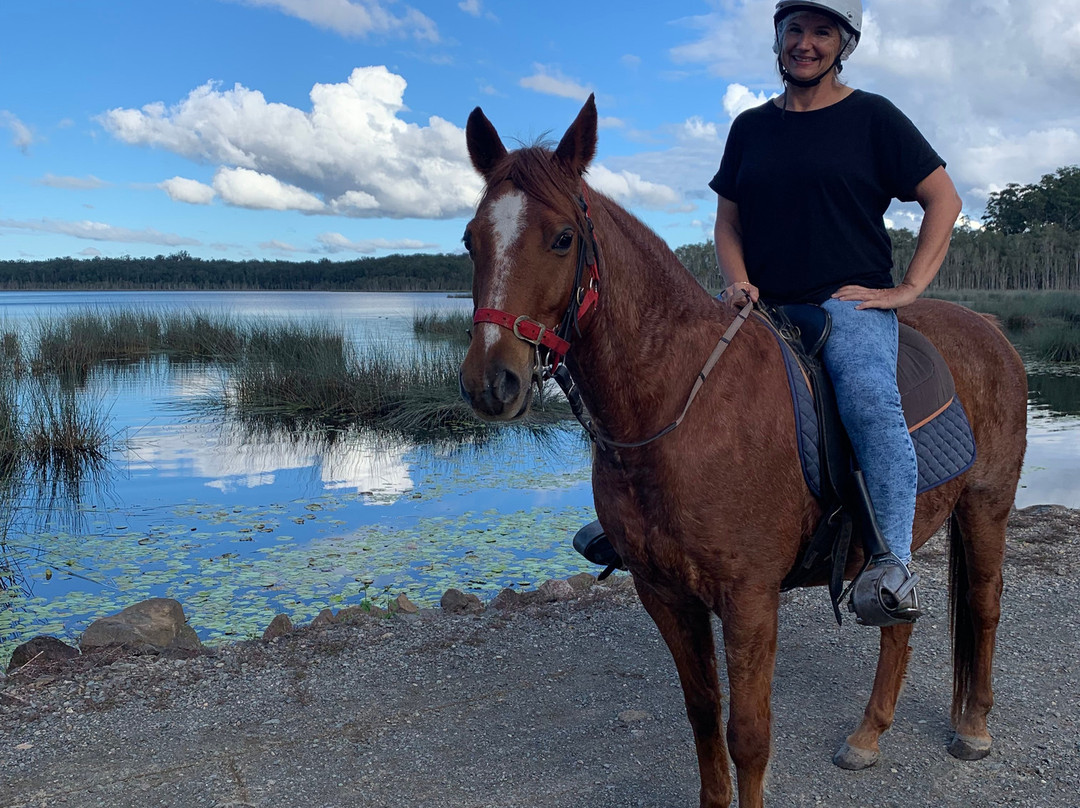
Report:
2,505,1078,808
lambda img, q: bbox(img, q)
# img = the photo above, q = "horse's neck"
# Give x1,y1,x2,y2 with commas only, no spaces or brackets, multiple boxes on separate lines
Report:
568,196,727,436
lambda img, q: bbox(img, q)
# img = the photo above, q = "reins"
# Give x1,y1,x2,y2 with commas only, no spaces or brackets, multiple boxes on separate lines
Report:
471,182,753,452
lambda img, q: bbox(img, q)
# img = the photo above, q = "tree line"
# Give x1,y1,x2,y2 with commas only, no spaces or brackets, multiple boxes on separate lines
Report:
678,165,1080,292
0,251,474,292
4,166,1076,292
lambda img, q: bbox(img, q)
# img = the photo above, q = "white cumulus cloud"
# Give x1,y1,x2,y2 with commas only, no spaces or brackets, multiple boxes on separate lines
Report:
520,65,594,101
317,232,438,253
722,84,773,119
228,0,438,41
99,66,484,220
214,167,325,211
587,164,682,210
159,176,216,205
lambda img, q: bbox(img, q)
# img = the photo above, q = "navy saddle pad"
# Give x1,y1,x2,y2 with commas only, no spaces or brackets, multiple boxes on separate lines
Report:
765,319,976,497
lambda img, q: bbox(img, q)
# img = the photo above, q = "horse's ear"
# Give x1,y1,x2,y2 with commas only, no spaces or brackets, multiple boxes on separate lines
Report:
555,94,597,176
466,106,508,181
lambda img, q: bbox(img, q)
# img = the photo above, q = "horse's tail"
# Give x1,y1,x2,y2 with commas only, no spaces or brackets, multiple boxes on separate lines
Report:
948,511,974,725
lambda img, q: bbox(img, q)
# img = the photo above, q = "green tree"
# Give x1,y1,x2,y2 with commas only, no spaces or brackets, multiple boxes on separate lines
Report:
983,165,1080,233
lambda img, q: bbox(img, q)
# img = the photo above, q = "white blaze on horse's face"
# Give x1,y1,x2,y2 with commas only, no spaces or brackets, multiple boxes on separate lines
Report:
478,188,528,352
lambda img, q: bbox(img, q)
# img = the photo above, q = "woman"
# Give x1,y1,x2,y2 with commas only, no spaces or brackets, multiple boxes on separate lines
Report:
711,0,962,624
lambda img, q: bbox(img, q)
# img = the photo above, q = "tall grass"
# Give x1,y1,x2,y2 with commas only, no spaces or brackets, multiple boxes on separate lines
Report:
7,307,573,443
28,308,248,378
413,308,472,344
929,290,1080,362
223,323,569,439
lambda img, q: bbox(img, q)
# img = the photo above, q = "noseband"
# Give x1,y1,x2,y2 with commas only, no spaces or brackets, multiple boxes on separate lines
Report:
472,183,601,379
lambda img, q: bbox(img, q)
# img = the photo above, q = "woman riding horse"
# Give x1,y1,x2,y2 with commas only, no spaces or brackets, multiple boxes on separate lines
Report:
712,0,963,625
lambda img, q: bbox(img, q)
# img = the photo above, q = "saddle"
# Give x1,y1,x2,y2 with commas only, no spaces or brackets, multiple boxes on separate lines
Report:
758,303,976,623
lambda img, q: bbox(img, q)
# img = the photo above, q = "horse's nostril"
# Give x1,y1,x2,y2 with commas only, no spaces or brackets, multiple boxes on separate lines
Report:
493,368,520,404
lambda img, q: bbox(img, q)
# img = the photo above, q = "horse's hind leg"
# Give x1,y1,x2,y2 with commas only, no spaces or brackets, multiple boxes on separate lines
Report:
948,496,1008,760
833,623,914,770
634,579,733,808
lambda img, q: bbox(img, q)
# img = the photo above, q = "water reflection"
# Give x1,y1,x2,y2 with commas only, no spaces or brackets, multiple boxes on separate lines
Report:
123,416,416,499
1027,363,1080,417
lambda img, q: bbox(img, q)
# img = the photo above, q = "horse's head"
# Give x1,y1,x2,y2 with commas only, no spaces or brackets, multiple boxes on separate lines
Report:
458,95,599,421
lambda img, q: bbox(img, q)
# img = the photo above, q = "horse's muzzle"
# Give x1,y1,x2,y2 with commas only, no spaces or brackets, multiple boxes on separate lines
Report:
459,360,531,421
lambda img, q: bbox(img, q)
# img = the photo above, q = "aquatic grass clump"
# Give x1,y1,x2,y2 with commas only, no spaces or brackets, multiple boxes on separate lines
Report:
221,325,571,439
413,308,472,343
23,378,109,471
930,290,1080,362
30,309,161,378
159,311,245,361
234,322,355,417
1023,322,1080,363
28,309,251,378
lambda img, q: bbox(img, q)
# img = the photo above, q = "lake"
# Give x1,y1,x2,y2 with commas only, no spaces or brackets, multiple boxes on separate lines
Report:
1,290,1077,659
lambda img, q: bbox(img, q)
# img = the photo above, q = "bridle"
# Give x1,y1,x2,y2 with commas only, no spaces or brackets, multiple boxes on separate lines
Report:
472,183,600,380
470,182,753,453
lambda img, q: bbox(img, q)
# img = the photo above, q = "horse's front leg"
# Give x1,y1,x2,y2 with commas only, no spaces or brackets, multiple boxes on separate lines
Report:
718,590,780,808
634,578,733,808
833,623,914,769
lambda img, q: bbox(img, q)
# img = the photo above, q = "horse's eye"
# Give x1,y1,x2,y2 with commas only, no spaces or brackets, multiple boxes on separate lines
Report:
552,230,574,252
462,229,473,253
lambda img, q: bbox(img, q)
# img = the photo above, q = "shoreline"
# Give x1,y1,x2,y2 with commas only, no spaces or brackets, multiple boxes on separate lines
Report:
1,505,1078,806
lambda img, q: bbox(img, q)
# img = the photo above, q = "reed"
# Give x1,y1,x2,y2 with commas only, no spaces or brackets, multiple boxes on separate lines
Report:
160,311,246,360
223,326,570,438
929,290,1080,362
413,308,472,343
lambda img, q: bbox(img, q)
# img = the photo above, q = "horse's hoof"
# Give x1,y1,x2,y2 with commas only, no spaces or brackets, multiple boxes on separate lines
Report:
832,741,879,770
948,733,992,760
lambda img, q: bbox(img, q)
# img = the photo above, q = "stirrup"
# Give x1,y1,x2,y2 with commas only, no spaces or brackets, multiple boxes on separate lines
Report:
848,553,922,627
572,520,626,581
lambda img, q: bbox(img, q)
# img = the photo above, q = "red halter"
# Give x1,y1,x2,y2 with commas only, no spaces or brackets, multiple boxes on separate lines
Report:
472,184,600,370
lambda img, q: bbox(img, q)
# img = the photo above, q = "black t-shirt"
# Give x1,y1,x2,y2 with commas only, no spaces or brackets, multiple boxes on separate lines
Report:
710,90,944,304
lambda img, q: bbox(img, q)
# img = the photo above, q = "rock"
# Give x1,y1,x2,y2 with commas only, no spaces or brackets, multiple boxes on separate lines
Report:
489,588,521,611
337,604,387,624
309,608,337,629
440,588,484,615
80,598,202,655
535,579,575,603
6,636,80,674
262,613,294,642
389,593,419,614
566,572,596,592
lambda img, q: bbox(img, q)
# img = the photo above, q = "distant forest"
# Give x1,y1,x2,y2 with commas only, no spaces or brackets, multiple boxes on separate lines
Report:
0,251,474,292
4,166,1077,293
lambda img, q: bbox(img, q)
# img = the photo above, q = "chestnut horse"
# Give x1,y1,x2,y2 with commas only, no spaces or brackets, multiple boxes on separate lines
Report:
458,96,1027,808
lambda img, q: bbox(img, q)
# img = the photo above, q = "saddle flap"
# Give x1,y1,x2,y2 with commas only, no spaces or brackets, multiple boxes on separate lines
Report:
897,324,956,429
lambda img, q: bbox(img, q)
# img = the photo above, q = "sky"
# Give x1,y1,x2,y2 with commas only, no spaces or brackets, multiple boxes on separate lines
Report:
1,0,1078,262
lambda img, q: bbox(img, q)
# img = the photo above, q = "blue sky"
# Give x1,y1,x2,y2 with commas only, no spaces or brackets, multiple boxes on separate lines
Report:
2,0,1078,261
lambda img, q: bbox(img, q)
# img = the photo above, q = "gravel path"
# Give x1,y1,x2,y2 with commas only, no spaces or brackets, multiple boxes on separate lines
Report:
2,505,1078,808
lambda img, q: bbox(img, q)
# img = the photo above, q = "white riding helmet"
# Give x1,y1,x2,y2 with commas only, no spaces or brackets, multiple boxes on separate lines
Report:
773,0,862,60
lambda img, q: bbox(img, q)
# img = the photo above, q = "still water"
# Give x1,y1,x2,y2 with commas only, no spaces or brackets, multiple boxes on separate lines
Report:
0,291,1077,657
